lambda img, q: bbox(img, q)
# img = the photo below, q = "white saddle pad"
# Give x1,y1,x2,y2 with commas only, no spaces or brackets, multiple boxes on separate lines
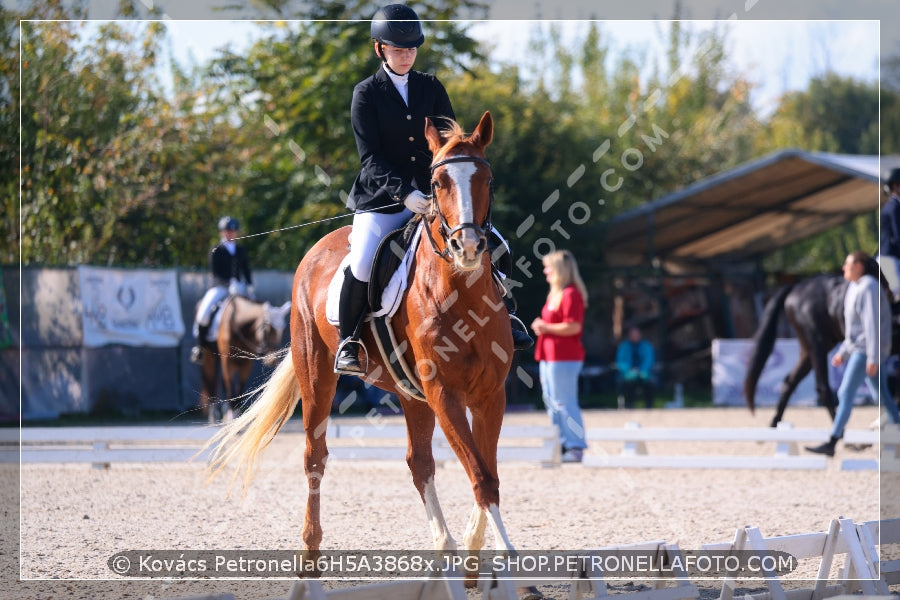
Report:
205,302,226,342
878,255,900,298
326,221,423,325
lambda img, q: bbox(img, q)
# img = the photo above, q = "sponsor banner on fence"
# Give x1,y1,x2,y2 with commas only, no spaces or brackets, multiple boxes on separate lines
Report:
712,338,815,407
0,275,11,349
78,266,185,348
712,338,873,407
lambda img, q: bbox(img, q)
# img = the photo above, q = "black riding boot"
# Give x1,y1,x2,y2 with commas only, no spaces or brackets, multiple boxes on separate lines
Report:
489,233,534,351
334,267,370,374
190,324,209,364
505,295,534,351
805,435,839,457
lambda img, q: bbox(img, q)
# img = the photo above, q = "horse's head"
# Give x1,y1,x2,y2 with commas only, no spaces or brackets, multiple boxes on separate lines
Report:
260,300,291,366
424,111,494,272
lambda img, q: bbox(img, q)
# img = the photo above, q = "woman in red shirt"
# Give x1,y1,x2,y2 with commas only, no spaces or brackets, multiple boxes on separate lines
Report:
531,249,588,462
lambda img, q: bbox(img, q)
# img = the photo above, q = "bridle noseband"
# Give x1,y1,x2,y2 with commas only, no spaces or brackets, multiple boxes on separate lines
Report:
425,155,494,261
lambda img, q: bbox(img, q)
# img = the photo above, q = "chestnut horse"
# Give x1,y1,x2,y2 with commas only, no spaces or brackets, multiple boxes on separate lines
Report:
206,112,533,593
198,296,290,423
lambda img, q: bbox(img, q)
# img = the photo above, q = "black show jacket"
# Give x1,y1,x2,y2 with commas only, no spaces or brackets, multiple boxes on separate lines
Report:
347,66,455,213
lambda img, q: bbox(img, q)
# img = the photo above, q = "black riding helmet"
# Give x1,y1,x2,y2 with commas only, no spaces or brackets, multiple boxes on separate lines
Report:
887,167,900,191
371,4,425,49
218,216,239,231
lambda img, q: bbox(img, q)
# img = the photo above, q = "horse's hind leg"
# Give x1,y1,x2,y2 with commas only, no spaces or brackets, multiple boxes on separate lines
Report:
293,334,338,556
230,360,254,416
200,354,218,422
809,341,837,420
400,398,458,552
771,357,811,427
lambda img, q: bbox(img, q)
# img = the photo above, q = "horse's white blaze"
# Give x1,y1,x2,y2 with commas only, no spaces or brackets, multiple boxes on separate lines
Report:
444,161,478,225
423,477,458,552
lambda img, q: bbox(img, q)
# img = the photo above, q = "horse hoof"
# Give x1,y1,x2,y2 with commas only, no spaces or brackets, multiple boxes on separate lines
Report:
294,550,322,578
845,443,872,452
517,586,544,600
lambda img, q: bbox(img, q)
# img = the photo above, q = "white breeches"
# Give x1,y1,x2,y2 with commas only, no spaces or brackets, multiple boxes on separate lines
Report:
348,208,415,282
195,285,228,327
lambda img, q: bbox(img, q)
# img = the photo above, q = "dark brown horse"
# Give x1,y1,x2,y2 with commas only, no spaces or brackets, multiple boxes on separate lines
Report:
198,295,290,423
744,260,896,427
206,112,536,595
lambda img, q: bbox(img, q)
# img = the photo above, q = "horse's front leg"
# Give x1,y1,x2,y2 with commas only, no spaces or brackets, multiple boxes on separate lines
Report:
468,396,543,600
400,398,458,553
465,402,514,551
428,391,509,585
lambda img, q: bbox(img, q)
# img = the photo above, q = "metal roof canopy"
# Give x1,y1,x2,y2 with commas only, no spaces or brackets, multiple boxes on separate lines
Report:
605,150,900,271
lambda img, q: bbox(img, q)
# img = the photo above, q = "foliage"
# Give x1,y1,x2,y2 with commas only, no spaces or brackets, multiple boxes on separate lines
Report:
6,3,894,291
756,74,883,273
446,21,761,319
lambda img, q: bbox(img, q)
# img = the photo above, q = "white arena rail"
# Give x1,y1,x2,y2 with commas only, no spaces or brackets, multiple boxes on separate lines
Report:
4,422,560,467
583,422,878,470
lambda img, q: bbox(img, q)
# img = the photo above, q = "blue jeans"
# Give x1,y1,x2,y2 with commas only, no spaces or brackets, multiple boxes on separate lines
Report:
831,351,900,439
539,360,586,450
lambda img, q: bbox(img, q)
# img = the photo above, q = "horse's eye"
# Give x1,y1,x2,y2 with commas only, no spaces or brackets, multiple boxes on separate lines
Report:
432,180,441,190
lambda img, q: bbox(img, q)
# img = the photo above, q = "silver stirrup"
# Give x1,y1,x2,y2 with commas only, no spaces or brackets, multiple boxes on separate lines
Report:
333,337,368,375
509,313,528,330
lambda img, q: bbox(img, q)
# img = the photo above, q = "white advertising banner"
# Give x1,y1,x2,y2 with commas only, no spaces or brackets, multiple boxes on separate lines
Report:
712,338,874,407
712,338,816,407
78,266,185,348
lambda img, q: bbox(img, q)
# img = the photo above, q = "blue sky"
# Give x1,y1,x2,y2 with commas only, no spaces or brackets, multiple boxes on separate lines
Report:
157,19,880,117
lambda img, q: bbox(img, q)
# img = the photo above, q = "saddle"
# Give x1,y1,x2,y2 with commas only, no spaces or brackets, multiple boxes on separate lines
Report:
204,296,232,344
368,215,423,312
365,216,429,401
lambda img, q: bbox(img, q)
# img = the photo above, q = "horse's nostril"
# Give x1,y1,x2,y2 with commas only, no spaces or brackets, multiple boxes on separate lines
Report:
449,238,462,252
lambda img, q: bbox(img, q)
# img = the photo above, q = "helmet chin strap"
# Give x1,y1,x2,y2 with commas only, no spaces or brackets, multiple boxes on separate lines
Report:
376,42,403,75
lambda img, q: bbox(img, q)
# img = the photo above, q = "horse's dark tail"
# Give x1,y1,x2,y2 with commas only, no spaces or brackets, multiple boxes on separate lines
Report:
743,284,794,414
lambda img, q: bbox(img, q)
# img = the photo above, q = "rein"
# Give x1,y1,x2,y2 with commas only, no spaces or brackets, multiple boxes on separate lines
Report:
425,155,494,261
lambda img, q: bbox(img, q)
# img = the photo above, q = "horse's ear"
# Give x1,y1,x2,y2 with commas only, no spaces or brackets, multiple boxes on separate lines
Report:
470,111,493,149
424,117,444,154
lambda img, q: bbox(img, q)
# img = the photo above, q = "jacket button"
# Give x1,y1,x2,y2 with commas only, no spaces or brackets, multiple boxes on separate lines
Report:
406,115,412,120
408,136,415,142
410,156,416,161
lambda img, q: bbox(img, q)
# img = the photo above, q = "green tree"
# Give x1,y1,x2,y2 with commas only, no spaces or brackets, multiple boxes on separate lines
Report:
200,2,488,269
446,20,761,321
756,73,882,272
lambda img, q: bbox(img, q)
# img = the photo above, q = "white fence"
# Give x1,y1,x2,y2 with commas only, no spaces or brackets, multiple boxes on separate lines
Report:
162,518,900,600
5,422,893,471
2,422,560,468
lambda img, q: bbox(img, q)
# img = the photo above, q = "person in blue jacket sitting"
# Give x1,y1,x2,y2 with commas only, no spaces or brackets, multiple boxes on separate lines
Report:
616,326,656,408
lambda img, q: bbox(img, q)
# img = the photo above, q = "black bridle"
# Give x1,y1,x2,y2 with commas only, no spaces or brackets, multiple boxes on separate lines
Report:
425,155,494,262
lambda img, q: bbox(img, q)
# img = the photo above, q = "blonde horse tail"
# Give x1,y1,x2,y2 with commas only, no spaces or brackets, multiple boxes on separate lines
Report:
204,347,300,495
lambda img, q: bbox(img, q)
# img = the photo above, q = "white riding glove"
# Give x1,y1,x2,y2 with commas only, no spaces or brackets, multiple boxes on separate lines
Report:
403,190,430,214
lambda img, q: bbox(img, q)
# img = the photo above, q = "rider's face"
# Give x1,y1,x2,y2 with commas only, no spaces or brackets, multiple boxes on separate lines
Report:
842,255,862,282
379,44,417,75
